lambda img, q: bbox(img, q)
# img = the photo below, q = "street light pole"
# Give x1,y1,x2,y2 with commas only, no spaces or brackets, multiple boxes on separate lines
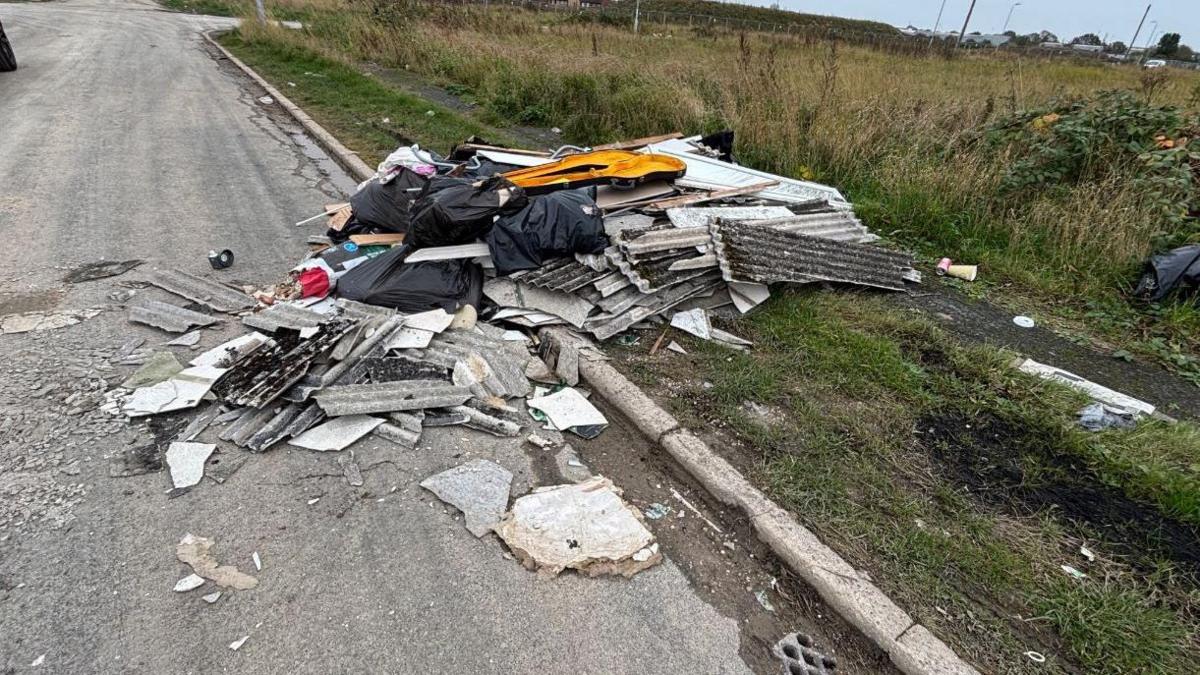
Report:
1002,2,1021,34
929,0,948,49
634,0,640,34
956,0,978,48
254,0,266,24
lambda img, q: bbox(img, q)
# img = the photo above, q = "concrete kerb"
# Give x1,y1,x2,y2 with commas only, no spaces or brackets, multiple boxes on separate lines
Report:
578,358,981,675
202,30,376,184
198,43,979,675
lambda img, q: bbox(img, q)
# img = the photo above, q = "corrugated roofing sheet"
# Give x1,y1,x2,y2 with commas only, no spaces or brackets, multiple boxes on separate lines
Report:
148,269,255,313
242,304,329,332
710,220,914,292
314,381,472,416
129,301,220,333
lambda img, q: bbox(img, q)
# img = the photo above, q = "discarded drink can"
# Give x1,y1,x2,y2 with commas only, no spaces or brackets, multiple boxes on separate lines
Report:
208,249,234,269
936,258,952,275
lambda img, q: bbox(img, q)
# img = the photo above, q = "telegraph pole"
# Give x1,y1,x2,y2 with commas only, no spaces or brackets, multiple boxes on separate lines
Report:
956,0,978,48
1125,4,1150,56
634,0,640,34
255,0,266,24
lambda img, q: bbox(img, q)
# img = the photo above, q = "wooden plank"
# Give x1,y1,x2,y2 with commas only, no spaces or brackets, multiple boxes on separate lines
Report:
645,181,779,210
349,233,405,245
324,203,351,232
592,132,685,152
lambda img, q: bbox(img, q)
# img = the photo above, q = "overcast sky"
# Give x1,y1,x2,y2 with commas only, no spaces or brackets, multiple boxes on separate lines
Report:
775,1,1195,47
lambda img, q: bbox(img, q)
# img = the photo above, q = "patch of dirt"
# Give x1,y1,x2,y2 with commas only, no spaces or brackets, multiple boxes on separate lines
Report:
0,289,64,317
900,287,1200,419
363,62,563,151
921,409,1200,579
576,401,897,675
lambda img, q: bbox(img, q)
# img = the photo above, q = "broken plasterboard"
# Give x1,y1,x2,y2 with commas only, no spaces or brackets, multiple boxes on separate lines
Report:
288,414,384,452
165,442,215,489
1016,358,1156,417
176,533,258,590
483,277,594,329
420,459,514,537
526,387,608,430
495,476,662,578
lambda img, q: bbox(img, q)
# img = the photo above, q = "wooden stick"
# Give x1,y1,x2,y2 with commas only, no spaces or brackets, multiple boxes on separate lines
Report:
645,181,779,210
649,326,670,355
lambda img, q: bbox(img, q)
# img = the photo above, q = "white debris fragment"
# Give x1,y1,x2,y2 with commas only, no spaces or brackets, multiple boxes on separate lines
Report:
307,497,320,505
401,308,455,333
495,476,662,578
122,365,227,417
1017,358,1155,417
289,415,383,452
385,326,436,349
527,388,607,431
165,442,215,489
526,433,556,449
1080,546,1096,562
670,308,712,340
252,552,262,571
1060,564,1087,579
229,635,249,651
173,573,206,592
202,591,222,604
666,341,686,354
30,654,45,667
189,333,271,368
728,281,770,314
420,460,514,537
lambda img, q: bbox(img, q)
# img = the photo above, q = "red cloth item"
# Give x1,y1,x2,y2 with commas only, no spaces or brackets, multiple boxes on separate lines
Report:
298,267,331,299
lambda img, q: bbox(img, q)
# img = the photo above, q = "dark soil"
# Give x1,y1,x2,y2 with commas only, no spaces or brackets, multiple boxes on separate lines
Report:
921,409,1200,580
900,287,1200,419
575,399,898,675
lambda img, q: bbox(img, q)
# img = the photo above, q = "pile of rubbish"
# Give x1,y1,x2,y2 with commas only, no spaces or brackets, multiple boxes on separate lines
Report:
107,130,917,578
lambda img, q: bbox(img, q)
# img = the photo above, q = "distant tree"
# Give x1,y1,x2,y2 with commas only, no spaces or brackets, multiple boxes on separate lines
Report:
1038,30,1059,43
1070,33,1103,46
1177,44,1195,61
1105,41,1127,53
1003,30,1016,38
1156,33,1181,56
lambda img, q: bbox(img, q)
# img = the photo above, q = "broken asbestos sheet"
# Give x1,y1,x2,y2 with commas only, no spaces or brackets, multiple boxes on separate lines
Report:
165,442,215,489
123,365,227,417
288,414,383,451
176,533,258,590
496,476,661,578
420,459,513,537
527,387,607,433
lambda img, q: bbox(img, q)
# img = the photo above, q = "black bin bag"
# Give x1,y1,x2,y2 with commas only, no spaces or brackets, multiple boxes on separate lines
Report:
407,175,527,248
485,188,609,275
336,246,483,313
1135,244,1200,302
348,168,427,233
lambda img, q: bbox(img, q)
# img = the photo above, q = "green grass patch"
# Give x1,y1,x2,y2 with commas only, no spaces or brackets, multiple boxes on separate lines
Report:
216,28,513,163
663,290,1200,673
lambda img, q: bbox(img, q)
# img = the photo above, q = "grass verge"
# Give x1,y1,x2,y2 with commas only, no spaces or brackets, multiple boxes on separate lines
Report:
616,290,1200,674
216,27,514,163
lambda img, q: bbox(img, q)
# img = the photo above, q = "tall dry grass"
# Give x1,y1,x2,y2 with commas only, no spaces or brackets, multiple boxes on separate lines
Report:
245,1,1199,306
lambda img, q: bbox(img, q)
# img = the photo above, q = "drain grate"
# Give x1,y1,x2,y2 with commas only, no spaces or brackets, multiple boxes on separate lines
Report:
772,633,837,675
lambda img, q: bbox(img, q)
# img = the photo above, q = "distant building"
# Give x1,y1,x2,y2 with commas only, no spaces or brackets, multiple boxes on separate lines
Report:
960,33,1011,47
1071,44,1104,53
1040,42,1066,49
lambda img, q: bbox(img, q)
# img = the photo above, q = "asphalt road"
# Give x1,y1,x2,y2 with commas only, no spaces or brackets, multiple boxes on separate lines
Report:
0,2,789,673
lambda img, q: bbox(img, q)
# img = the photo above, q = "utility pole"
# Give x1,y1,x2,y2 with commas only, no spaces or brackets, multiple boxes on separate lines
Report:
928,0,947,49
634,0,640,34
1125,4,1150,56
956,0,978,48
254,0,266,24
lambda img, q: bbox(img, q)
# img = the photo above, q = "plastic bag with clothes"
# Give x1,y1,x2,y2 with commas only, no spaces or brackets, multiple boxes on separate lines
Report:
485,188,609,275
